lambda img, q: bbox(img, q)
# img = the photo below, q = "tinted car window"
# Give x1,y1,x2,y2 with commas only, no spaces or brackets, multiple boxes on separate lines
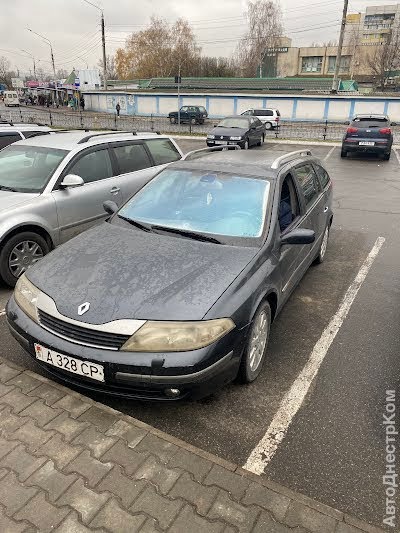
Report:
255,110,273,116
145,139,181,165
0,133,22,149
68,149,113,184
314,164,330,189
113,143,152,174
295,164,320,207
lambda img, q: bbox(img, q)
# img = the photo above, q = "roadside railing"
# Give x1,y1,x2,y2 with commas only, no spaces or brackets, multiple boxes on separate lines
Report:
2,106,400,144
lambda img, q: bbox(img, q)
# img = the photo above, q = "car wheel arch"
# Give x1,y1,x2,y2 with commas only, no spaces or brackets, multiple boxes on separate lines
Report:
0,224,54,251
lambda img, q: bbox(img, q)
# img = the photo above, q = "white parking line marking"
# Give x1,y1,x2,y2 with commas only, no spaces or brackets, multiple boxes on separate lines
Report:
0,310,5,317
324,146,336,161
394,149,400,166
244,236,385,475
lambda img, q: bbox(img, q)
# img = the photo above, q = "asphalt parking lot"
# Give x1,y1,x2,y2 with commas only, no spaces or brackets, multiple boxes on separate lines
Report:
1,138,400,530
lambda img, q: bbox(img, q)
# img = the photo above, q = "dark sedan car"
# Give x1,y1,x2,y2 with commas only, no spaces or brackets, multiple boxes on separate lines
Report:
207,116,265,150
341,114,394,160
7,147,333,401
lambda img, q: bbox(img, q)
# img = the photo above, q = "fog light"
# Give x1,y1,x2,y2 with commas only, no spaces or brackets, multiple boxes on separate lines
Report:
164,388,181,398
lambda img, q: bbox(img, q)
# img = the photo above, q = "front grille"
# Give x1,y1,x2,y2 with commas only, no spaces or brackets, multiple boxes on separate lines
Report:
38,309,130,350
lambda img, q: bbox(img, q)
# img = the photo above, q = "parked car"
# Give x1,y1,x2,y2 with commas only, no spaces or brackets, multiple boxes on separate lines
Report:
7,146,333,400
0,123,52,150
241,108,281,130
0,130,183,287
207,116,266,149
3,91,20,107
168,106,208,125
341,114,394,160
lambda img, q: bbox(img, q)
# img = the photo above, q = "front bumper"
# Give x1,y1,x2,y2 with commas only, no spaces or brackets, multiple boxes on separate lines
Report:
6,296,243,401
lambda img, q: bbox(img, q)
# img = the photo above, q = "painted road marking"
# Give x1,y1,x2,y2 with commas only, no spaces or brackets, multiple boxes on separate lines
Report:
394,149,400,166
0,309,5,317
324,146,336,161
244,236,386,475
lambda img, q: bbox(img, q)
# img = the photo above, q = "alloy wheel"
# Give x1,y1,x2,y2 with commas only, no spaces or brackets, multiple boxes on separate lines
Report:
8,240,44,278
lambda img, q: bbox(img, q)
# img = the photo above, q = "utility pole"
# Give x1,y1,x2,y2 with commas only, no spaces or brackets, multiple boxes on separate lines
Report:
332,0,349,93
83,0,107,90
20,49,37,80
27,28,59,104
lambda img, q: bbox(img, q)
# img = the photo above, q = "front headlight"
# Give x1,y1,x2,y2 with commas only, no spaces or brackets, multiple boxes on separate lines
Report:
121,318,235,352
230,136,242,140
207,134,215,139
14,274,40,323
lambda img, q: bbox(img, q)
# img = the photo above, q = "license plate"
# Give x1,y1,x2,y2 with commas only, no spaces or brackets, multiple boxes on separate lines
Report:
34,343,104,382
359,141,375,146
215,140,228,145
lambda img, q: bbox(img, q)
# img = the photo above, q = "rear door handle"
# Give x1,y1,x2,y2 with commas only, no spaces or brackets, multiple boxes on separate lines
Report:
110,187,120,195
324,206,329,213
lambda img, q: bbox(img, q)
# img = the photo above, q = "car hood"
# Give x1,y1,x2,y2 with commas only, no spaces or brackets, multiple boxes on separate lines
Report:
210,126,248,137
27,223,257,323
0,190,39,211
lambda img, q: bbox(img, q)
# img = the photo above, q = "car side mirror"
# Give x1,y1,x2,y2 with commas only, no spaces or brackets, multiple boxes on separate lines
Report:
344,121,350,125
60,174,84,189
103,200,118,215
280,228,315,246
391,122,397,126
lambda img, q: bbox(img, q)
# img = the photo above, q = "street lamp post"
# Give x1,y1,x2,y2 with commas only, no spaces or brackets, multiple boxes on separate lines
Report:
82,0,107,91
27,28,59,105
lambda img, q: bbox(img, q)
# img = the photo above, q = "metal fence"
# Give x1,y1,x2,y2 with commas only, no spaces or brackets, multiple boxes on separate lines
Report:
2,106,400,143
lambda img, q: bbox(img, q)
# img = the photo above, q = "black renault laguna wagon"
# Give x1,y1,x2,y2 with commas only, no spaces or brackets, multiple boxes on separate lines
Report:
7,147,333,400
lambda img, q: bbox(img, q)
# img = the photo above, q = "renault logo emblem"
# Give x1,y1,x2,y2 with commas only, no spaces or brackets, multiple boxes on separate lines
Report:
78,302,90,316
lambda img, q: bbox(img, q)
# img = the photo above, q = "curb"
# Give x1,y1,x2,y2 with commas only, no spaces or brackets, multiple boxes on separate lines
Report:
0,354,385,533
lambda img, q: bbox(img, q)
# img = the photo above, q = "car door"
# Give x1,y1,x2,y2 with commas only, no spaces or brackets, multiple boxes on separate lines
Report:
292,162,325,256
111,141,157,203
276,172,311,297
51,146,121,243
179,106,189,122
313,162,333,230
250,117,264,144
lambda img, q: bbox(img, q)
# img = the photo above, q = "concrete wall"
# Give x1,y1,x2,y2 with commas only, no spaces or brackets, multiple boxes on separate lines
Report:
83,91,400,122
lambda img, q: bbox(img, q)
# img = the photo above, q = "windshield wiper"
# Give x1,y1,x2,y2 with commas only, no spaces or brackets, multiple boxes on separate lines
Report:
0,185,18,192
117,215,153,232
151,225,222,244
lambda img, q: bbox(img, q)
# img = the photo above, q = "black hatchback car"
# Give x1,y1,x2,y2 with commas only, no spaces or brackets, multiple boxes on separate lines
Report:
207,116,266,150
7,147,333,401
341,114,394,160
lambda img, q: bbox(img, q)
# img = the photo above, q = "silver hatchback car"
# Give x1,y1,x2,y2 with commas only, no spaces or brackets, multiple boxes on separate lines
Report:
0,130,183,286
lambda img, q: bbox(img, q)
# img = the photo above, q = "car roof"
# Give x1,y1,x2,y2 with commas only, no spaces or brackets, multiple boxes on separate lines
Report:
10,130,171,151
352,114,389,120
168,149,319,179
0,124,51,132
220,115,250,120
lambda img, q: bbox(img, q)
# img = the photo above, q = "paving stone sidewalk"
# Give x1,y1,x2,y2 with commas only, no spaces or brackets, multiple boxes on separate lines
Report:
0,357,384,533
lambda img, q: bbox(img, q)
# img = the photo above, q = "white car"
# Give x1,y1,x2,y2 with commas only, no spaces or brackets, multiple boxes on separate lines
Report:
0,123,52,150
241,108,280,130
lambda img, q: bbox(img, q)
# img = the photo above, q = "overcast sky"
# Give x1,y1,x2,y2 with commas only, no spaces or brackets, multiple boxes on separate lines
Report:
0,0,392,76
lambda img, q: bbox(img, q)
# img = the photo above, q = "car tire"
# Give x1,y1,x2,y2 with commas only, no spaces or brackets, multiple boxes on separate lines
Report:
383,152,391,160
257,134,264,146
314,224,330,264
340,149,347,158
265,122,272,130
238,301,271,383
190,118,196,125
242,139,249,150
0,232,49,287
170,117,176,124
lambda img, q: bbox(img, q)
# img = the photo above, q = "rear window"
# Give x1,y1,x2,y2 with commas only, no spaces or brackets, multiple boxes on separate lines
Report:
113,143,152,173
145,139,181,166
352,117,389,126
0,133,22,149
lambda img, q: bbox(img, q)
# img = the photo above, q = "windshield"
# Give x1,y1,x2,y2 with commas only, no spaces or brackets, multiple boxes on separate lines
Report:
217,118,250,128
117,168,270,240
0,145,68,193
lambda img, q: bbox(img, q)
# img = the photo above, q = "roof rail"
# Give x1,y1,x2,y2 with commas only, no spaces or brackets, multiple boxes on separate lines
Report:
270,150,312,170
182,145,241,161
77,130,161,144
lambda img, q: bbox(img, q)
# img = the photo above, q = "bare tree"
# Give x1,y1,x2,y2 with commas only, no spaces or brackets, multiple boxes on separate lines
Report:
235,0,283,77
366,25,400,89
0,56,14,87
97,55,117,80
